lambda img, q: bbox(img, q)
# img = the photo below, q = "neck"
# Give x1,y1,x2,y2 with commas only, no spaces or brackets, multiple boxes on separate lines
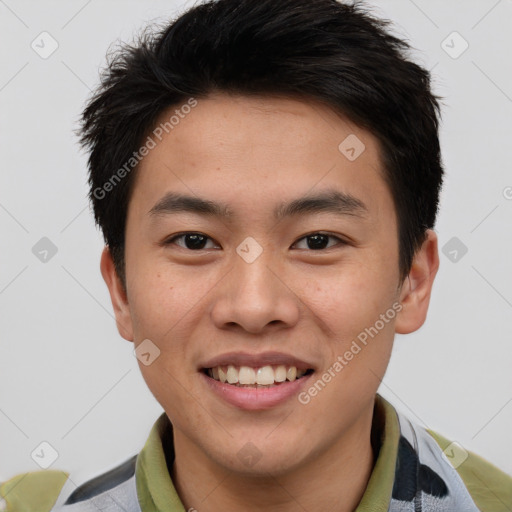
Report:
170,404,378,512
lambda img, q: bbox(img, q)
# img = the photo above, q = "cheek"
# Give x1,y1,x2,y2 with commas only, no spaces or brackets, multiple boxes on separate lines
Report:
127,263,202,339
299,261,398,335
127,264,217,381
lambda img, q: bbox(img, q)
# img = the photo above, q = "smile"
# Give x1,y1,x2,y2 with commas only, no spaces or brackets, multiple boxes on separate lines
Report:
204,365,313,387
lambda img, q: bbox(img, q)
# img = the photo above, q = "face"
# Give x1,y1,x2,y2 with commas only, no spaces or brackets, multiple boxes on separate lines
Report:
102,93,438,476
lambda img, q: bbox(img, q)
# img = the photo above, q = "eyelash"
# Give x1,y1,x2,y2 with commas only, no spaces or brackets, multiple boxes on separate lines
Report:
163,231,348,251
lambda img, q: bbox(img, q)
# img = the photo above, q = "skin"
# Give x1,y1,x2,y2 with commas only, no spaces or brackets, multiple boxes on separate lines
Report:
101,93,439,512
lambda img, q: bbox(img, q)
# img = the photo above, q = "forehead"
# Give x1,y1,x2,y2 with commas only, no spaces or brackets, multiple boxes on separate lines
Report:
131,93,393,223
147,93,379,165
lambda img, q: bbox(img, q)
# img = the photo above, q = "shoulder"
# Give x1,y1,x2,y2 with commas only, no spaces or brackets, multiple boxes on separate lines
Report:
427,428,512,512
0,455,138,512
0,469,69,512
387,402,512,512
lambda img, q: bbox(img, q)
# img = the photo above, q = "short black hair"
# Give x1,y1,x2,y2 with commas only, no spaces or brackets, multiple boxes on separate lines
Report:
79,0,444,286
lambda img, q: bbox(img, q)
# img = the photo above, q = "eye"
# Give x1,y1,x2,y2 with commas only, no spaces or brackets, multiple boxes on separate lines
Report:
292,232,346,250
164,232,219,250
164,231,347,251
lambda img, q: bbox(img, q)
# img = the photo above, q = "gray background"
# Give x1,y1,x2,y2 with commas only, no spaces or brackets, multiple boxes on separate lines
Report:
1,0,511,487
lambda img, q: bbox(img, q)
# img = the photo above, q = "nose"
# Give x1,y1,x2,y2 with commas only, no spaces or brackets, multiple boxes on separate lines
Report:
210,247,300,334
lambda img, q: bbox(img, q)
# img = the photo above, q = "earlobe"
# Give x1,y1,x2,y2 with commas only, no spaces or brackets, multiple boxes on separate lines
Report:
395,229,439,335
100,246,134,341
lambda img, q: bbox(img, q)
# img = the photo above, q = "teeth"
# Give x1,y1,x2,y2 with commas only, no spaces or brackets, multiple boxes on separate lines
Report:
207,365,309,386
275,365,287,382
227,365,239,384
256,366,275,385
239,366,256,384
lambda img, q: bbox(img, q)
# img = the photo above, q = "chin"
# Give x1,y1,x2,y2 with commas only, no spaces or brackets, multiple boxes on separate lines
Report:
212,434,309,477
231,452,304,477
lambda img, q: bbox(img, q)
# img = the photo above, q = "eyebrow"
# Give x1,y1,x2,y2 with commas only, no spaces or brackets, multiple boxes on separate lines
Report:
149,189,368,221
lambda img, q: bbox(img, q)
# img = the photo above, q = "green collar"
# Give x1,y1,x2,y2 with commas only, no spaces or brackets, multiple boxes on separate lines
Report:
355,395,400,511
135,394,400,512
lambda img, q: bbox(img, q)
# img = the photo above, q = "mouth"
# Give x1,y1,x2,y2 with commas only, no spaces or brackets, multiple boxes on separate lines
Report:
202,365,315,388
199,352,316,409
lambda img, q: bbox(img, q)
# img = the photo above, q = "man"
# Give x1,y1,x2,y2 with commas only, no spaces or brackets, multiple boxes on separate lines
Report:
2,0,511,510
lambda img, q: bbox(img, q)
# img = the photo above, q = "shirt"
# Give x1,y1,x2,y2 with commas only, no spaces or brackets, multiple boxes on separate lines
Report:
1,394,511,511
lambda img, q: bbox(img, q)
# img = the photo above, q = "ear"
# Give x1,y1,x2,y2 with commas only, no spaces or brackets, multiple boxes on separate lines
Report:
395,229,439,334
100,246,134,341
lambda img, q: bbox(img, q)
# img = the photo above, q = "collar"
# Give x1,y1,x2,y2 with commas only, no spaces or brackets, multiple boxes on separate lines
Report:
134,394,400,512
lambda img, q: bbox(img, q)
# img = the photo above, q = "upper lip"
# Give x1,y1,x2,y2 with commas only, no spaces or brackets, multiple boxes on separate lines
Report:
200,351,315,371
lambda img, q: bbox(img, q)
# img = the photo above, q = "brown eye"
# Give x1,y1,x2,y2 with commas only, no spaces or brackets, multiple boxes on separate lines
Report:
293,233,345,250
165,233,218,250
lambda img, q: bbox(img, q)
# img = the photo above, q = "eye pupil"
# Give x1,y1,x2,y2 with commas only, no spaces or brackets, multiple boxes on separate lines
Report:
171,232,338,251
307,234,329,250
185,233,207,249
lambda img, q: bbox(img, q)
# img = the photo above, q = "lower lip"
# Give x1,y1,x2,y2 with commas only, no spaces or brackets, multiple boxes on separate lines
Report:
200,371,313,410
